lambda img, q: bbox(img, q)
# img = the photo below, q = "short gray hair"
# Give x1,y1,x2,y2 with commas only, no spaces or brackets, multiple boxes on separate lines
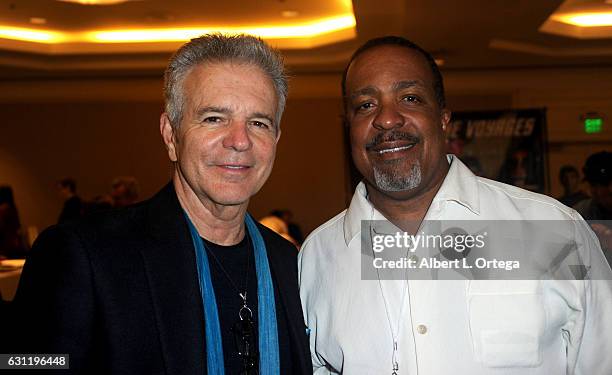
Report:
164,33,288,129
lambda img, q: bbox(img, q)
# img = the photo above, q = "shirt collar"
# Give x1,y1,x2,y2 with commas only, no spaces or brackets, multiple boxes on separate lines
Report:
343,154,481,246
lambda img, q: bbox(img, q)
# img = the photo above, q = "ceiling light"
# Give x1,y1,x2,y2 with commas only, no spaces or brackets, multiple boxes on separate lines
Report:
0,11,356,52
29,17,47,25
57,0,134,5
0,14,356,46
0,26,62,42
554,12,612,27
88,14,356,43
282,11,299,18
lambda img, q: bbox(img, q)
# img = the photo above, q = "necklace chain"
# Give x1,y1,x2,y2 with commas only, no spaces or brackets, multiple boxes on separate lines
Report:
204,236,251,307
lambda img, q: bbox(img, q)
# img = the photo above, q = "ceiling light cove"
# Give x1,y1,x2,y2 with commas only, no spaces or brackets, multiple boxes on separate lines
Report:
555,12,612,27
0,26,63,43
540,0,612,39
89,14,356,43
0,13,356,53
56,0,136,5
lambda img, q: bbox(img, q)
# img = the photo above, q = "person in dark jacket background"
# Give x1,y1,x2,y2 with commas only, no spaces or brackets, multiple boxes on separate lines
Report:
56,177,83,224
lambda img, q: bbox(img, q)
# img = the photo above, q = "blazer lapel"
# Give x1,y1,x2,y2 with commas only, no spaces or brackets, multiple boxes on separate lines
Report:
139,183,206,375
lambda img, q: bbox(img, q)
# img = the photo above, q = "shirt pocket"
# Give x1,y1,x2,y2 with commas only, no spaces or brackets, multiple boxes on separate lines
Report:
467,280,546,368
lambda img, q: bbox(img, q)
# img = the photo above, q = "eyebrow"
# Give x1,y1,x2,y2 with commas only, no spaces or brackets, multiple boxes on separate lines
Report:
349,86,379,100
196,106,274,124
195,106,231,118
392,80,424,91
349,80,426,100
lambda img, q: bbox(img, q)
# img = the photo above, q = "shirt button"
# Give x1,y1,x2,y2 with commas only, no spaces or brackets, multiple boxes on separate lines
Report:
409,254,419,263
416,324,428,335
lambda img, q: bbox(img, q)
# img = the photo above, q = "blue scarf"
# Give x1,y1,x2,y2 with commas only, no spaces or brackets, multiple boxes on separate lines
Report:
184,212,280,375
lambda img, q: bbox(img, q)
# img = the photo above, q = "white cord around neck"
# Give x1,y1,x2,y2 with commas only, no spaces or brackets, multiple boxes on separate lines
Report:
370,209,409,375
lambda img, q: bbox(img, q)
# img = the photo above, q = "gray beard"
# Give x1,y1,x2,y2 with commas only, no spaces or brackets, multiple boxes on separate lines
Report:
373,160,422,192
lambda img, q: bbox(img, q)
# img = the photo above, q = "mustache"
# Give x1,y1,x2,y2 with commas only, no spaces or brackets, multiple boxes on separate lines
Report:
365,131,420,151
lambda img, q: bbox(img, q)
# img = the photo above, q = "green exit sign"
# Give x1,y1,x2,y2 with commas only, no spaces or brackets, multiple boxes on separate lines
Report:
585,118,603,134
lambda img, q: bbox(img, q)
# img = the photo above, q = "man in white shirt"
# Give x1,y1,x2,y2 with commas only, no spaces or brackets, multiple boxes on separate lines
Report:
298,36,612,375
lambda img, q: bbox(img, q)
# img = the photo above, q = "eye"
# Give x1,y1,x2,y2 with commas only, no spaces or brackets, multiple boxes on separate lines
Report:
401,95,421,104
202,116,222,123
355,101,375,112
250,120,272,130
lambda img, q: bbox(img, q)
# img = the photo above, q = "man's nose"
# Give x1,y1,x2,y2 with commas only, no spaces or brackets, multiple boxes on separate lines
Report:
222,122,253,151
373,104,404,130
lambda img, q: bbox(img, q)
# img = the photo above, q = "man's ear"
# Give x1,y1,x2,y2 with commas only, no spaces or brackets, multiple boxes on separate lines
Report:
160,113,178,162
275,128,282,143
441,108,451,132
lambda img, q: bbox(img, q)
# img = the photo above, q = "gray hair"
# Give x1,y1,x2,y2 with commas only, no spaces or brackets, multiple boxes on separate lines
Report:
164,33,288,129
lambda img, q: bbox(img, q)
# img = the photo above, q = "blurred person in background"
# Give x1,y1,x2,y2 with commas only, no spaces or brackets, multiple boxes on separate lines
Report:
81,194,114,216
110,176,140,207
0,185,27,259
558,165,589,208
575,151,612,221
575,151,612,265
277,209,304,246
260,211,298,247
57,177,84,224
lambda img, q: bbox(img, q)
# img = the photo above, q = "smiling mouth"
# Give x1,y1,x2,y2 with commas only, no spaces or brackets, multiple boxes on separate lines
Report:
377,144,416,155
365,132,421,155
223,165,248,169
216,164,252,172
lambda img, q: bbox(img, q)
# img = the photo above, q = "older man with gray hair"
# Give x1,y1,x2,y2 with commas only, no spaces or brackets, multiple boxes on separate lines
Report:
8,34,312,375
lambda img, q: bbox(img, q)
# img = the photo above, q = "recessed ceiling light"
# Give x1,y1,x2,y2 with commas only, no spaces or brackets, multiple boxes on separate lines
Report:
29,17,47,25
282,10,299,18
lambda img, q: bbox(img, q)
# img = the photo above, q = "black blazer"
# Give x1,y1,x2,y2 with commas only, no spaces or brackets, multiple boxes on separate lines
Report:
7,184,312,374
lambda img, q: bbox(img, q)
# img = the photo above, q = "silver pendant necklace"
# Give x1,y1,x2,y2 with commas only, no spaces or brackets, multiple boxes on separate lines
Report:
206,239,252,320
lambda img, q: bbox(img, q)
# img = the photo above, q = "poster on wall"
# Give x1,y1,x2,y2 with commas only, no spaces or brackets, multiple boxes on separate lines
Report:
445,108,548,193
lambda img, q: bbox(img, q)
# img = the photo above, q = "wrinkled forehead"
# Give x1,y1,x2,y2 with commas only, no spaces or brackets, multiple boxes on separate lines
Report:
185,61,273,89
345,45,434,94
184,62,278,104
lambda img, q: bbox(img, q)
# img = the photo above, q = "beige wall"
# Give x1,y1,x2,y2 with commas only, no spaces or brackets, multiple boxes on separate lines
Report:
0,102,171,238
0,80,349,237
1,66,611,240
250,97,348,235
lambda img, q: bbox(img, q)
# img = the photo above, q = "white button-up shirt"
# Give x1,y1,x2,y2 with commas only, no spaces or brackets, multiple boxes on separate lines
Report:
298,155,612,374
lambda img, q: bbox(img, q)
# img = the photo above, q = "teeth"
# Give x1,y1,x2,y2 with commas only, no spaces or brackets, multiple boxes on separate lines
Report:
225,165,245,169
377,145,414,154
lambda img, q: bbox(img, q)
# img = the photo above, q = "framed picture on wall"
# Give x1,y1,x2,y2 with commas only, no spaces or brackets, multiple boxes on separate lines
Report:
446,108,549,193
